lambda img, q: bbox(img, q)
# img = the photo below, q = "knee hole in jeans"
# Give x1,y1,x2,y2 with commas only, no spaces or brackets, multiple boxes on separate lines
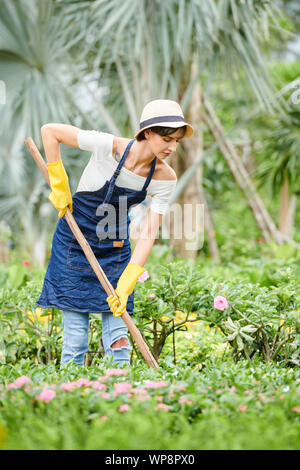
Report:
111,337,129,349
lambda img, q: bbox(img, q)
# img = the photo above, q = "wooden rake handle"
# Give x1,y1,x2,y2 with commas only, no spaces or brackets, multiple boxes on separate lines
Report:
24,137,159,369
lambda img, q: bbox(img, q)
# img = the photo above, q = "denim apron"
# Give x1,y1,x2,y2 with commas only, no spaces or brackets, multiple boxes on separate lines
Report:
36,139,157,315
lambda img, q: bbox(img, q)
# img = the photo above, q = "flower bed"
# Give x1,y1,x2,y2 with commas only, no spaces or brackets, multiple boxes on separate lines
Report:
0,357,299,450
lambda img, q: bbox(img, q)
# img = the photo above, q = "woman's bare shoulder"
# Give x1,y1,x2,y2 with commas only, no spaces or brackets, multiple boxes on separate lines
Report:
154,161,177,181
112,136,130,160
112,135,118,157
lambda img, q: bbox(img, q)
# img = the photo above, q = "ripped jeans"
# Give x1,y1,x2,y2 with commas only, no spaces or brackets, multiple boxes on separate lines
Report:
60,310,131,367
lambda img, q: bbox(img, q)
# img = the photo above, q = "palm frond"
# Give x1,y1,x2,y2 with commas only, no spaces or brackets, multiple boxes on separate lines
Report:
255,109,300,196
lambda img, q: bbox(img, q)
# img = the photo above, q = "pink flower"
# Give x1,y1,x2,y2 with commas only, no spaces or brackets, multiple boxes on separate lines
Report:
35,388,56,403
102,392,110,399
230,386,237,393
155,396,163,402
144,381,168,389
22,260,30,266
7,376,31,389
118,404,130,412
137,271,150,283
60,382,76,392
101,415,108,421
155,403,169,412
106,369,128,376
215,389,222,395
75,378,93,387
237,405,247,412
244,390,253,395
132,388,151,400
15,376,31,387
136,394,150,401
6,384,17,390
258,393,267,401
98,375,109,382
292,407,300,412
114,382,132,396
214,296,228,311
279,395,285,399
149,293,156,300
92,383,106,391
178,397,193,405
132,388,148,396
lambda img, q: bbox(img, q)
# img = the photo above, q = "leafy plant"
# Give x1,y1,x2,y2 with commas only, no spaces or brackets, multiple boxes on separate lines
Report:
134,259,300,364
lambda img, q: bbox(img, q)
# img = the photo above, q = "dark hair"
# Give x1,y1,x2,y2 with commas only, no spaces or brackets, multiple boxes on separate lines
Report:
136,125,187,141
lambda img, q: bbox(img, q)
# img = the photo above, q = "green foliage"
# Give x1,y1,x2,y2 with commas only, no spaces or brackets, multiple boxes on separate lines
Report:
255,107,300,197
0,278,62,364
0,356,299,450
0,245,299,450
1,248,299,367
133,251,300,365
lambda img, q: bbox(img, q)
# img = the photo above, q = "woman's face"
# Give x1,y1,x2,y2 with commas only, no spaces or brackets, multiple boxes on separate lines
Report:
144,128,185,159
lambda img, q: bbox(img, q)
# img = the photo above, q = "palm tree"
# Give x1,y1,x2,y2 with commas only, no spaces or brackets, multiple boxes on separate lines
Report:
0,0,100,265
255,108,300,239
58,0,287,257
0,0,290,264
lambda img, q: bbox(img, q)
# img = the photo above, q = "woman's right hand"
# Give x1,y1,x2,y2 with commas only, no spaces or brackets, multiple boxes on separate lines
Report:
48,159,73,218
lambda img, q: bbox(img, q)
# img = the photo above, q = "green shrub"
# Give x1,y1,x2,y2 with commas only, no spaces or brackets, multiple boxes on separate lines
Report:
135,257,299,364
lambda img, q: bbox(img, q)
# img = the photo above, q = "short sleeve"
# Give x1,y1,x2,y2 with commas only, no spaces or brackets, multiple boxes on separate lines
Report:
149,179,177,215
77,130,113,161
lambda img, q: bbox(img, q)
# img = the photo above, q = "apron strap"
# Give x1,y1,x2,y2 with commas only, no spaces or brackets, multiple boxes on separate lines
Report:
117,139,135,172
141,156,157,191
102,139,156,208
102,139,135,207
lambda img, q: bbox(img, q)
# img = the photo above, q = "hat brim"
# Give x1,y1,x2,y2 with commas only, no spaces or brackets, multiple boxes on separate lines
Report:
134,121,194,139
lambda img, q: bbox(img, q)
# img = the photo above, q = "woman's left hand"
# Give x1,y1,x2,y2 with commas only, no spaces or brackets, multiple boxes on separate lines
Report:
107,262,145,317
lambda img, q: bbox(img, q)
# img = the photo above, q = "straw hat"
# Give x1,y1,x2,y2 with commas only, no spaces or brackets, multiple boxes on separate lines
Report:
134,99,194,139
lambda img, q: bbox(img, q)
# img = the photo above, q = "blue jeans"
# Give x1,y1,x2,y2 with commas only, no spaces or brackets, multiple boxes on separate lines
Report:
60,310,131,367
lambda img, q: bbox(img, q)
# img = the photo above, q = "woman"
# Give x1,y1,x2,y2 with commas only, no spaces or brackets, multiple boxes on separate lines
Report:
36,99,193,367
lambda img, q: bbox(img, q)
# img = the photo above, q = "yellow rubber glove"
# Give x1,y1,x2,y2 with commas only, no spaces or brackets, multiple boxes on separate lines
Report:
107,262,145,317
48,159,73,218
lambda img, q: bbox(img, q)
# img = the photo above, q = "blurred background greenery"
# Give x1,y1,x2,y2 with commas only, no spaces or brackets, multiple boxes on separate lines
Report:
0,0,299,268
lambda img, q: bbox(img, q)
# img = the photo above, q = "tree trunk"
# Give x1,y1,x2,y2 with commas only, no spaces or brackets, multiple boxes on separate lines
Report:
201,99,284,245
279,170,293,238
286,194,297,239
169,61,219,260
182,84,220,262
32,235,47,268
0,241,9,264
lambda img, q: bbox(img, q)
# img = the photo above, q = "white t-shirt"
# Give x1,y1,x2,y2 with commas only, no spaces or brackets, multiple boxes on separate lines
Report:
76,130,177,215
